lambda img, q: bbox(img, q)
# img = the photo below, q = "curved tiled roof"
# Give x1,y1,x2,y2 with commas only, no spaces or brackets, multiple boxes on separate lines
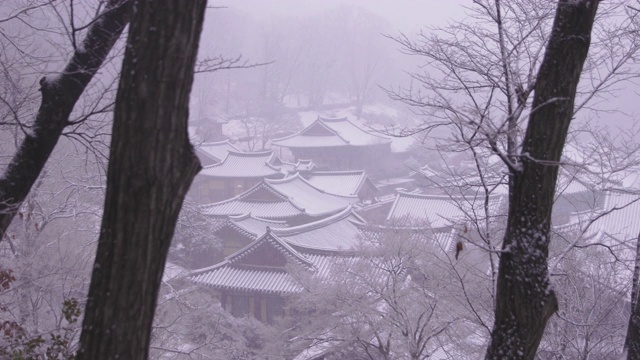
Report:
200,150,283,178
226,214,288,237
191,264,302,294
588,191,640,242
386,191,505,229
305,170,376,197
203,197,302,219
197,140,240,163
280,159,316,174
189,253,340,295
272,116,391,148
266,174,359,216
272,206,367,252
225,230,313,267
189,231,340,294
202,174,357,219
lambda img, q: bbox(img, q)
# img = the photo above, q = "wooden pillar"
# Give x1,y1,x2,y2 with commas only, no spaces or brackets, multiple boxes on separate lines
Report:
254,295,263,320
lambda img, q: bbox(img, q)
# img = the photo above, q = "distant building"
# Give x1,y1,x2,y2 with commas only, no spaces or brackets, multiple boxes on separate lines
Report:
304,170,379,203
211,214,289,258
202,173,358,225
190,150,315,203
570,190,640,246
386,191,505,231
195,139,240,166
272,116,392,174
189,208,366,323
193,115,228,142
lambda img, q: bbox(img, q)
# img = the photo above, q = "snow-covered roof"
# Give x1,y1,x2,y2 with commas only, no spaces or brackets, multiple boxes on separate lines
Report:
196,140,240,164
415,155,509,195
305,170,377,198
280,159,317,174
211,208,365,256
190,231,338,294
226,230,313,267
219,213,289,238
202,174,358,219
199,150,315,179
588,191,640,242
272,116,391,148
272,207,366,252
191,265,301,294
386,191,505,229
267,174,359,214
200,150,284,178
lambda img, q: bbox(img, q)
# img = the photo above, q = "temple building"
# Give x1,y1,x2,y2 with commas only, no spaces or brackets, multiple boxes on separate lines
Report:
272,115,392,174
189,207,366,323
211,214,289,258
202,174,358,225
303,170,379,203
190,150,315,203
195,139,240,166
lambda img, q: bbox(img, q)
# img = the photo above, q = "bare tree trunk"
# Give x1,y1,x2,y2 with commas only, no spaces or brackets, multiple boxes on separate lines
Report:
76,0,205,358
0,0,131,240
625,233,640,360
485,1,599,359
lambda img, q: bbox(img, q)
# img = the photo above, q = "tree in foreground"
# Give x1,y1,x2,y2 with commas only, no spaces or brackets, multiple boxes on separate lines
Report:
625,233,640,359
485,1,599,358
76,0,206,358
0,0,131,240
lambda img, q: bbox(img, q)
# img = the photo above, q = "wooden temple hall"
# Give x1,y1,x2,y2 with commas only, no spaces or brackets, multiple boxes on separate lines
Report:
271,115,393,172
190,208,368,323
190,146,316,203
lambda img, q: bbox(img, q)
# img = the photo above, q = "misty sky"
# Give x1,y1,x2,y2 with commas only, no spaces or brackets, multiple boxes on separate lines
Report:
207,0,638,132
212,0,466,32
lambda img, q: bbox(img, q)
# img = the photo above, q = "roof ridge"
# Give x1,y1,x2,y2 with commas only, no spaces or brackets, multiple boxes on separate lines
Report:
203,180,289,212
273,206,354,236
317,117,352,144
227,150,273,157
226,231,313,268
295,174,362,201
322,116,391,141
241,180,290,202
273,118,344,142
318,115,349,122
395,190,501,200
228,213,288,225
266,172,303,185
310,170,366,176
200,139,232,146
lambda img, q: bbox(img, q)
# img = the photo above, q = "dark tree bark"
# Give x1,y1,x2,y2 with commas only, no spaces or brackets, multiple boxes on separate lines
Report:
76,0,205,359
485,1,599,359
625,233,640,360
0,0,131,240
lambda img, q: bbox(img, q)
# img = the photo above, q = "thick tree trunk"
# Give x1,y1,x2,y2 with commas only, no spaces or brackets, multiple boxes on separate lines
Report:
0,0,131,240
625,233,640,360
485,1,599,359
76,1,205,359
